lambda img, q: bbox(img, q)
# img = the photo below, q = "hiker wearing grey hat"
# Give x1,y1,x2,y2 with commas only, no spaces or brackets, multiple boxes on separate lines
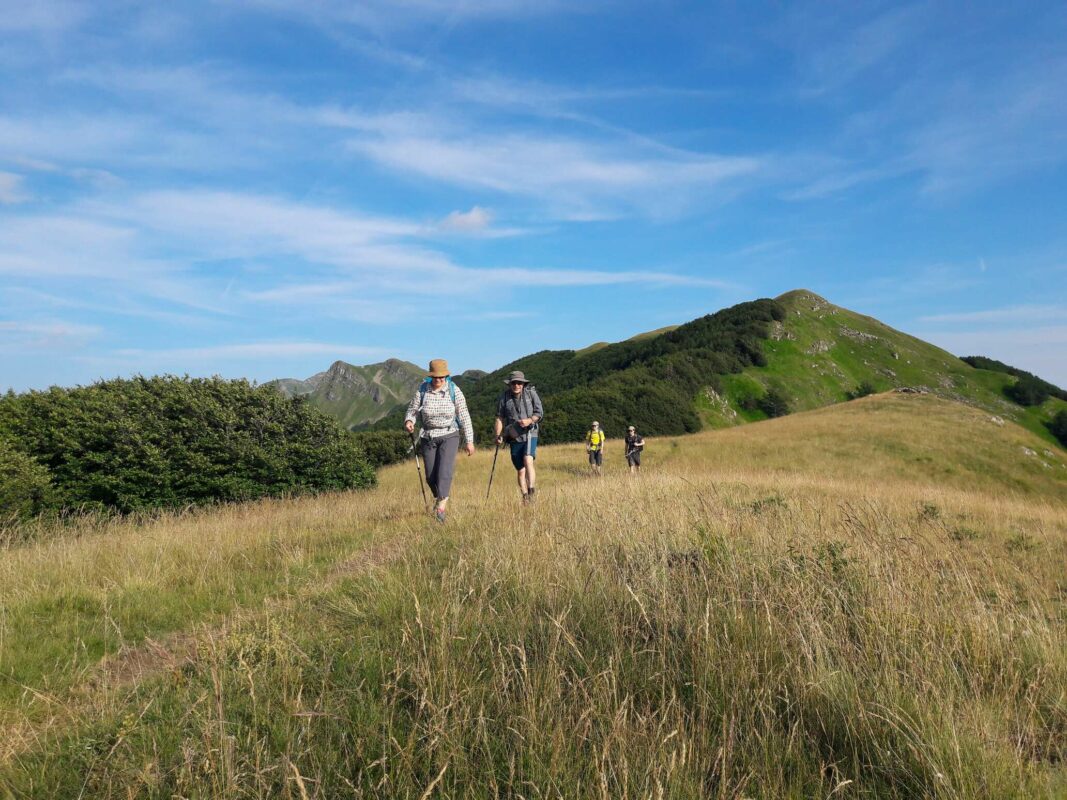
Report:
493,370,544,504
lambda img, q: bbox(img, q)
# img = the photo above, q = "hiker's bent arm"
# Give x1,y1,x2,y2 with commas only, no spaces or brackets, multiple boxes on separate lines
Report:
530,390,544,423
455,388,475,446
403,388,421,433
493,416,503,441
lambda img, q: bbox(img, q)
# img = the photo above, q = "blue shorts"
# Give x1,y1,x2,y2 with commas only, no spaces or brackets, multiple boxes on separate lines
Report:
510,438,537,470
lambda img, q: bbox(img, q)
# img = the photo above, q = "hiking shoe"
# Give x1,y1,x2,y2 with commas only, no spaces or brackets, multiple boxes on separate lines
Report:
434,507,447,524
521,493,530,506
527,487,537,503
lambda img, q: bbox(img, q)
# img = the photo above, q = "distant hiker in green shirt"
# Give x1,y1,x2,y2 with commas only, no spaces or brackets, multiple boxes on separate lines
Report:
404,359,475,523
585,421,606,476
624,426,644,474
494,371,543,505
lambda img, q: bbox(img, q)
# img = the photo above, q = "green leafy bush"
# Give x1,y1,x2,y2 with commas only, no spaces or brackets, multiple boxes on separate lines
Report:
758,388,790,418
1005,375,1050,407
0,377,375,514
846,381,877,400
351,430,412,468
1049,410,1067,447
0,436,53,520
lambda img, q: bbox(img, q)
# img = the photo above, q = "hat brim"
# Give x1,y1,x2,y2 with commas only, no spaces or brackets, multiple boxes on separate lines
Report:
503,378,529,384
428,370,449,378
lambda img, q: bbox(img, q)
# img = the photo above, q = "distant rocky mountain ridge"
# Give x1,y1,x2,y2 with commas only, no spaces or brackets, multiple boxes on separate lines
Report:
266,359,489,430
266,359,424,429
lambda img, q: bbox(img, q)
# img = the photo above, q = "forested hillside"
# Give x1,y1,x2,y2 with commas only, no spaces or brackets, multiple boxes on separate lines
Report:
374,299,785,443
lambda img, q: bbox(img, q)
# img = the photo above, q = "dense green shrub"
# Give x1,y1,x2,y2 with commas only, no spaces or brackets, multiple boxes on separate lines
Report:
758,388,790,418
351,430,412,468
0,436,53,520
846,381,877,400
738,393,760,412
1005,375,1051,407
1050,410,1067,448
0,377,375,514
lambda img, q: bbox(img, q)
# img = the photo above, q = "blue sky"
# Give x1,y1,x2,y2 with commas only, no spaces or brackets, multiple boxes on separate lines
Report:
2,0,1065,391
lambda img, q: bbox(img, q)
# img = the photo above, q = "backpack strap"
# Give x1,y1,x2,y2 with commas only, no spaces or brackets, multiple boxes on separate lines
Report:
421,377,459,428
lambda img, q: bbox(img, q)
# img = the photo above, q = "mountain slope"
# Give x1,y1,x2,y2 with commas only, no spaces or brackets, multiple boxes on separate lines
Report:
267,359,424,429
359,289,1064,451
703,290,1066,445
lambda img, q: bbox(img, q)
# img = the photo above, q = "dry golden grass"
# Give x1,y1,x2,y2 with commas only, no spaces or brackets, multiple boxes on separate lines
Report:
1,393,1064,797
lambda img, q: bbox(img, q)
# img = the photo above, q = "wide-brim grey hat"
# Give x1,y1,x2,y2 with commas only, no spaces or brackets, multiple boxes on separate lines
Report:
504,370,529,384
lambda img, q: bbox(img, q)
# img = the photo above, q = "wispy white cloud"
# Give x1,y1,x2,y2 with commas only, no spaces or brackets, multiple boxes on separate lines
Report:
104,190,736,293
473,310,535,320
914,325,1067,386
230,0,586,32
439,205,492,232
0,172,29,204
112,341,386,360
789,5,929,97
905,58,1067,194
918,305,1066,325
0,319,101,351
351,131,760,218
0,213,234,315
24,63,762,220
783,164,901,201
4,189,734,346
0,0,89,33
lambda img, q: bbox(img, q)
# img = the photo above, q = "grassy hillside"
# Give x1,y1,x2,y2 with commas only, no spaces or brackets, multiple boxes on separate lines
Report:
704,290,1067,446
2,395,1065,797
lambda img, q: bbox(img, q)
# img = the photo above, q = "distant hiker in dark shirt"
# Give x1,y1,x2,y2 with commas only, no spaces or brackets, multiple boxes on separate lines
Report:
494,370,543,504
585,420,606,476
624,426,644,474
404,359,475,523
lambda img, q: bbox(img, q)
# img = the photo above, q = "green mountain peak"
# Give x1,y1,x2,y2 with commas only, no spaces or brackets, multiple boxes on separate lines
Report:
268,358,425,429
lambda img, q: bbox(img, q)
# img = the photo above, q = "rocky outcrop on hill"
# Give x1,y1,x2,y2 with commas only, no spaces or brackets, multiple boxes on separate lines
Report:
268,358,425,428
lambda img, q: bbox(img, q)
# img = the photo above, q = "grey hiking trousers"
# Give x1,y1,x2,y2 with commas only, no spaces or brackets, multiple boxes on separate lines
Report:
421,432,460,500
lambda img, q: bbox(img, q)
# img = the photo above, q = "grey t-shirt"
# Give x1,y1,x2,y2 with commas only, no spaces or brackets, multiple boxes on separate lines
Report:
496,386,544,443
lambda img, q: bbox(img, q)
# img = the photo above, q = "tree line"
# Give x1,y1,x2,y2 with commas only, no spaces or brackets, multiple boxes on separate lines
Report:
962,355,1067,406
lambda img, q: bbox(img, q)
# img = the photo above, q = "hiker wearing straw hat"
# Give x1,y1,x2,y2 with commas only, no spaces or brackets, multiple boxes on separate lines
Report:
404,359,475,523
493,370,543,504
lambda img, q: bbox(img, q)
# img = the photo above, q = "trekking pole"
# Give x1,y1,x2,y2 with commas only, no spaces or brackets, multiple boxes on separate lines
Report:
408,429,429,511
486,441,500,501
